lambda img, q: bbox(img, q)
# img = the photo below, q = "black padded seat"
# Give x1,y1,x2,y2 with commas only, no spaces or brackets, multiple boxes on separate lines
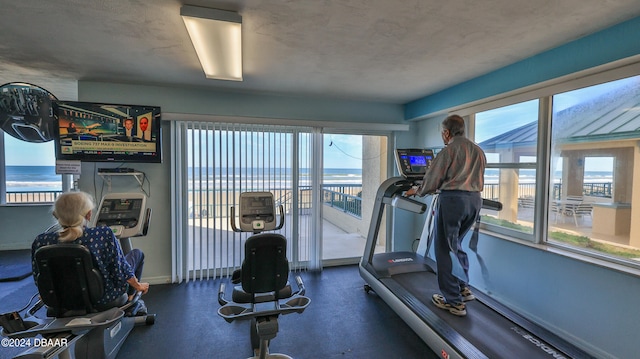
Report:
232,284,292,304
34,243,126,317
231,233,291,303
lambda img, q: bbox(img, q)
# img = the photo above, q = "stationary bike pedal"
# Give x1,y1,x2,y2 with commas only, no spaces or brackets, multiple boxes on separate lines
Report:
125,300,147,317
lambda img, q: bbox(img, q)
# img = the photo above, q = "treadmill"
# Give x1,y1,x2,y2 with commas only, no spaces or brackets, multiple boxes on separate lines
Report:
359,148,593,359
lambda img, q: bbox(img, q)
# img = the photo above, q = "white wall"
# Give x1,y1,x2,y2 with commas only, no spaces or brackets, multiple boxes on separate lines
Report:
74,122,172,284
0,205,55,250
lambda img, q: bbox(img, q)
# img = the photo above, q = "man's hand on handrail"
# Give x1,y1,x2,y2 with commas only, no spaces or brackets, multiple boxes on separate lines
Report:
405,186,419,197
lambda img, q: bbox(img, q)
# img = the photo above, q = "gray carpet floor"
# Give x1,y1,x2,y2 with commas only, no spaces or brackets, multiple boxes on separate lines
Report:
1,260,435,359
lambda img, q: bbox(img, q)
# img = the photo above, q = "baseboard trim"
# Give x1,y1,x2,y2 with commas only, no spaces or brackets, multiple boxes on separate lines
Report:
143,276,173,285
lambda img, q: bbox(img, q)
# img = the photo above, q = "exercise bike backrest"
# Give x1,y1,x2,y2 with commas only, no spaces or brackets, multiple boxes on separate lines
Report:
34,244,129,317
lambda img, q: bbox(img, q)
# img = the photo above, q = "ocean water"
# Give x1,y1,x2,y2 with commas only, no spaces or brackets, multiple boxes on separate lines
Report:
5,166,364,192
186,167,363,190
5,166,62,192
6,166,613,192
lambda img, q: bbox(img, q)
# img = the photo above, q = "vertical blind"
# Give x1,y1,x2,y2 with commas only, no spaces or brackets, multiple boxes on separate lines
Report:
173,121,314,281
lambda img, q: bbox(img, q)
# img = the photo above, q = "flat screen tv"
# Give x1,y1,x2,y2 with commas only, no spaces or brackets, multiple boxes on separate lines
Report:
53,101,162,163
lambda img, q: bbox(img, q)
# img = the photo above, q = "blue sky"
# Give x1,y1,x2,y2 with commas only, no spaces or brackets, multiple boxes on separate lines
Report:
183,131,364,169
4,135,55,166
324,134,362,169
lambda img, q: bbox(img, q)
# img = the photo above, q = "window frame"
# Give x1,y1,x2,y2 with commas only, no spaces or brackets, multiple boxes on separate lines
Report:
0,131,66,205
0,131,6,205
470,101,541,243
457,61,640,272
545,78,640,269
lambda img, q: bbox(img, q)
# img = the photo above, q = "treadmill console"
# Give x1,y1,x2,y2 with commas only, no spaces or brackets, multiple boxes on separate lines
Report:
94,193,148,238
395,148,434,179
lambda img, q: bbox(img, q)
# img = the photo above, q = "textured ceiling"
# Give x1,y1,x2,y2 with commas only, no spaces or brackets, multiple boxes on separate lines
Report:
1,0,639,104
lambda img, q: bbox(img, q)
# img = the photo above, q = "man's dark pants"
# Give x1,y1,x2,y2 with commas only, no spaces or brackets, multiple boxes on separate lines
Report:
434,190,482,305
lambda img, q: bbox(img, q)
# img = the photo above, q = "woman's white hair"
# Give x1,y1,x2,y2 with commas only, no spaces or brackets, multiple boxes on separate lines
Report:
52,191,95,242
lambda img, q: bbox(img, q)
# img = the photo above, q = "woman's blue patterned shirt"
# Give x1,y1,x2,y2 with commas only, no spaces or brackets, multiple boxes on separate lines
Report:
31,226,135,305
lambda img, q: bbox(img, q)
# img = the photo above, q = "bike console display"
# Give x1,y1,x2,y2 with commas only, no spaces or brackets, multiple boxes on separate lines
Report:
231,192,284,233
94,193,149,238
395,148,434,179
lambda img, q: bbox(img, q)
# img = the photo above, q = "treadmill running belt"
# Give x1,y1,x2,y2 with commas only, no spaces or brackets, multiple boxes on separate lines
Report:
391,271,574,359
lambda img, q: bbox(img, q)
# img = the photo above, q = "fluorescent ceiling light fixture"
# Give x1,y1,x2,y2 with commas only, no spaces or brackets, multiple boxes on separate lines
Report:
181,5,242,81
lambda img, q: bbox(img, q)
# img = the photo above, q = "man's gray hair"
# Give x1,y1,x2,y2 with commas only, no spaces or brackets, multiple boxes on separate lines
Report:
442,114,465,136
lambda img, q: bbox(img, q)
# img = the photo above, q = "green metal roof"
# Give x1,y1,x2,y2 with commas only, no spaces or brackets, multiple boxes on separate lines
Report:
480,83,640,150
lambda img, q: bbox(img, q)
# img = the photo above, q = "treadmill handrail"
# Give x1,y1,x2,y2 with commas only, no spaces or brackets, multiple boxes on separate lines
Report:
481,198,502,211
362,176,414,265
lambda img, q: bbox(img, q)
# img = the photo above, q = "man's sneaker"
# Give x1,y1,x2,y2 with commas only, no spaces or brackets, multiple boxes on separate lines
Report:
460,287,475,302
432,294,466,316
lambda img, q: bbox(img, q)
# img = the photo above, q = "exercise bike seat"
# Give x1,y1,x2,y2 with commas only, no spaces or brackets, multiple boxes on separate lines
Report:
229,233,295,304
34,244,131,318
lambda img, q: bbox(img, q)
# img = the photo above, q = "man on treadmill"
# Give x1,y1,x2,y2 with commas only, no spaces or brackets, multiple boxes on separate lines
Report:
405,114,486,316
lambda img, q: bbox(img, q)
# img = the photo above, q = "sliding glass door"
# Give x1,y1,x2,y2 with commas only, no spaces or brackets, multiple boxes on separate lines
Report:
173,122,314,281
321,133,388,264
172,121,390,280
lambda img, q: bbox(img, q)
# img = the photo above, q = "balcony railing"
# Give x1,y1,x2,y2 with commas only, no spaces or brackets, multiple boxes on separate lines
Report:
5,181,611,209
5,190,63,204
482,182,612,202
322,189,362,218
184,183,612,222
187,184,365,219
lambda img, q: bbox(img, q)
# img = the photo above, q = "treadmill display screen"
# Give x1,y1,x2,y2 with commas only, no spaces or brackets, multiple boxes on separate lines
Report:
395,149,434,179
409,155,427,167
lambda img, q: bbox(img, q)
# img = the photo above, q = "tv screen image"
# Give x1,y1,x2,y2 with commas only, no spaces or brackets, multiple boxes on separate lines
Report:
53,101,162,163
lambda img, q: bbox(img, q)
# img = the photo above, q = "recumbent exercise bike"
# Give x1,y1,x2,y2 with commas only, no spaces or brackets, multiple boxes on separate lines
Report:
0,193,155,359
218,191,310,359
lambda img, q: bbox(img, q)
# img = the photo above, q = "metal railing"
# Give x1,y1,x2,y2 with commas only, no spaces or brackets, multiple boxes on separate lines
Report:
322,184,362,197
322,189,362,218
321,182,607,217
187,184,364,219
482,182,613,202
581,182,612,198
5,190,62,204
5,182,611,209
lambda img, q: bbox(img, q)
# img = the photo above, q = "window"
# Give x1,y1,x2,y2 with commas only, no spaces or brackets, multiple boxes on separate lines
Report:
172,121,393,281
322,133,388,262
475,100,539,237
1,132,62,204
549,75,640,261
174,122,316,280
453,68,640,269
583,157,614,199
